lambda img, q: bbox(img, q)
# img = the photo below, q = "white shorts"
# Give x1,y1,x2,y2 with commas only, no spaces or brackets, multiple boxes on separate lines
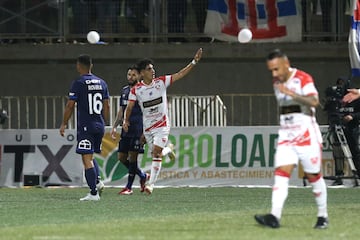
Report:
144,126,170,151
275,143,322,173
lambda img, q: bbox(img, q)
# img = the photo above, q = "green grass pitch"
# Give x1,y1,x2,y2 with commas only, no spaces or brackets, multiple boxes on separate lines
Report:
0,186,359,240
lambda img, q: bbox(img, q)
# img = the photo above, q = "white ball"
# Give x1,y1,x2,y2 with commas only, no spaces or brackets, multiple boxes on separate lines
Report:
87,31,100,44
238,28,252,43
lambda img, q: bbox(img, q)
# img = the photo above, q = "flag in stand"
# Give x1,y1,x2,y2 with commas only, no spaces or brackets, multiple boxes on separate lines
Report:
204,0,301,43
349,0,360,76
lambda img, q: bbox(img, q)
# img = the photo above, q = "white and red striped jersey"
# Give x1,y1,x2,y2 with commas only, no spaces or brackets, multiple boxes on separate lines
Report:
128,75,172,131
274,68,323,146
274,68,318,110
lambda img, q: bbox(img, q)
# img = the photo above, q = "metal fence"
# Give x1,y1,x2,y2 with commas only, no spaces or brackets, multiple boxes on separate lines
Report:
168,95,227,127
0,0,351,43
220,93,328,126
221,94,278,126
0,93,332,129
0,95,228,129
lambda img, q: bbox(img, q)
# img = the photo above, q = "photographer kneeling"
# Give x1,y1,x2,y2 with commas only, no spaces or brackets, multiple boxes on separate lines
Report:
324,77,360,185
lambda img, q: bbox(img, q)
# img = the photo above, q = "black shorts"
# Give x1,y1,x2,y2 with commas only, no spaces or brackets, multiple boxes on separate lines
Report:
118,136,142,153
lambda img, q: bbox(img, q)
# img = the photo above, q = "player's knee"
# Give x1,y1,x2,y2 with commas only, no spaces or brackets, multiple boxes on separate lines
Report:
119,158,128,165
83,160,94,169
153,152,161,158
306,172,322,183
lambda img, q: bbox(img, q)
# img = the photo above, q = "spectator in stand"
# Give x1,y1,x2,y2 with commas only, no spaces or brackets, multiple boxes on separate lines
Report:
168,0,187,42
125,0,149,42
191,0,209,42
95,0,120,36
69,0,91,35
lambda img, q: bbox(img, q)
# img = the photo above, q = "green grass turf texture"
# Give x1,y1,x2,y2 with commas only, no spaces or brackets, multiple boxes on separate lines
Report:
0,186,358,240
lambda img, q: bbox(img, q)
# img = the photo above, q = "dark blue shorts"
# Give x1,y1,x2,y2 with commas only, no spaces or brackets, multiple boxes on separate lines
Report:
76,131,104,155
118,136,142,153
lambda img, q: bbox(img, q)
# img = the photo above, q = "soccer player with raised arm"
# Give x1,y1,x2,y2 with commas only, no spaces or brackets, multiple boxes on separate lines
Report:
60,54,109,201
123,48,203,194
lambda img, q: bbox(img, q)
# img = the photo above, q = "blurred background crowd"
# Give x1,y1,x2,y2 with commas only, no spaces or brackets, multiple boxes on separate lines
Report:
0,0,351,44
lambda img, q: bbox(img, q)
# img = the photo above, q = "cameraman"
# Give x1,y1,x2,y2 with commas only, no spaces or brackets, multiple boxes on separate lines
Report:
324,77,360,185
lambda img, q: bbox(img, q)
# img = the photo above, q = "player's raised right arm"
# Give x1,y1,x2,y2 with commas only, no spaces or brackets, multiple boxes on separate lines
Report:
171,48,203,83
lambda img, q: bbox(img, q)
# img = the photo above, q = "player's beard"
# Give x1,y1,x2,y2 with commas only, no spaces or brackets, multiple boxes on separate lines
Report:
129,80,138,87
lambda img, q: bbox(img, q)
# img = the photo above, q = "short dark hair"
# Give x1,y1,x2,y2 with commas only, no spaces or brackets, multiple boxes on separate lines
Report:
136,58,154,71
77,54,92,68
127,64,140,73
266,49,287,61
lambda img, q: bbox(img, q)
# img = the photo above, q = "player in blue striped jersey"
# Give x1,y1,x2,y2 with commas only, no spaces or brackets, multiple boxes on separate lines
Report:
60,54,110,201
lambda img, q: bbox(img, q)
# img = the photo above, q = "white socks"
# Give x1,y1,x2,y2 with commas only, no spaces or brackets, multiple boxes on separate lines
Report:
270,173,328,220
149,158,162,185
162,146,171,156
271,175,289,220
148,146,172,187
310,177,328,218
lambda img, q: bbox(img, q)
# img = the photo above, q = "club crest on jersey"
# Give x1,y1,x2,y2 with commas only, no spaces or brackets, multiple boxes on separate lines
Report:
78,139,92,150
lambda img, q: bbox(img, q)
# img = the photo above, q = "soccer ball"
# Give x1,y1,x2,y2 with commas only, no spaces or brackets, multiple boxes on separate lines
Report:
87,31,100,44
238,28,252,43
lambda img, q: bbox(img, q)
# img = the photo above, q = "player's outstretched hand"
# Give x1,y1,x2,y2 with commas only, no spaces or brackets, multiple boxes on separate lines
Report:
194,48,203,63
343,88,360,103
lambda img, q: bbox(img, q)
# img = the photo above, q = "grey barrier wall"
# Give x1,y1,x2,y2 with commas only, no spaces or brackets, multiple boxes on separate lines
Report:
0,42,354,126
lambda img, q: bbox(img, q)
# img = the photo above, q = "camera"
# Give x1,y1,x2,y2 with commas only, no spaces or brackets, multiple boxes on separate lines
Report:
323,77,349,125
0,109,8,124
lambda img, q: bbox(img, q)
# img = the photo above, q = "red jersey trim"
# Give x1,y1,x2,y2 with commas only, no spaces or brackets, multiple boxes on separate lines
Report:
274,169,291,178
307,173,322,183
278,129,311,146
145,115,167,132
